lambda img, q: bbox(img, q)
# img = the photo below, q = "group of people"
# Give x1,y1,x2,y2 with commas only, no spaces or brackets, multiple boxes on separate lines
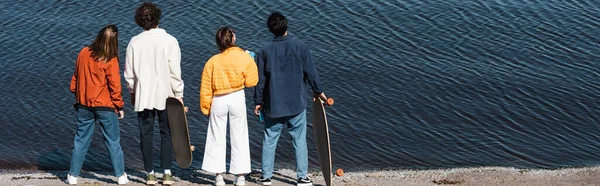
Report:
67,2,327,186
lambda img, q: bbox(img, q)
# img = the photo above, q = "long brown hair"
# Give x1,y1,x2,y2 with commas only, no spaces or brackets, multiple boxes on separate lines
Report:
215,26,236,52
89,24,119,63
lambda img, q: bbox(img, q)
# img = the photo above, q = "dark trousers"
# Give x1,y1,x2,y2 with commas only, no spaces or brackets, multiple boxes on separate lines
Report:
138,109,172,172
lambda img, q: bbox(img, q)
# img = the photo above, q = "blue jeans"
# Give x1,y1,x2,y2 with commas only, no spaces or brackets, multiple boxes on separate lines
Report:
69,108,125,177
261,110,308,179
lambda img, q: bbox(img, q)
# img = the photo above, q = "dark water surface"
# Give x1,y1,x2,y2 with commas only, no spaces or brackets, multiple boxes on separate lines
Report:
1,0,600,172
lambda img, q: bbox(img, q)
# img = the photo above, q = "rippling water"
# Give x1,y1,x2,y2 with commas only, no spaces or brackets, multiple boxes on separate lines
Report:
1,0,600,172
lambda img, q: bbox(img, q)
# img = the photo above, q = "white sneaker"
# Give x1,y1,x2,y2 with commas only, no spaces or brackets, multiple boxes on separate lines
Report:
66,174,77,185
215,174,225,186
118,173,129,185
234,175,246,186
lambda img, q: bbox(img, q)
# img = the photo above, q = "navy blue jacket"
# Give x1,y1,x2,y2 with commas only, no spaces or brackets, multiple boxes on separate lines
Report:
254,35,323,118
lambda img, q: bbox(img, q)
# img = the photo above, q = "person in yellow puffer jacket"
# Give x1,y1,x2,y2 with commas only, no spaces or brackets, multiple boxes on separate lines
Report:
199,26,258,186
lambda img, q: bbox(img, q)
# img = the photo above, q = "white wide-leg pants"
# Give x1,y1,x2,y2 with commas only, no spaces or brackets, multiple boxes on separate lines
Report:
201,89,251,174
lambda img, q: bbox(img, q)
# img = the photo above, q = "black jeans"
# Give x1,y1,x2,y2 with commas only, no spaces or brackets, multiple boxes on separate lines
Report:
138,109,172,172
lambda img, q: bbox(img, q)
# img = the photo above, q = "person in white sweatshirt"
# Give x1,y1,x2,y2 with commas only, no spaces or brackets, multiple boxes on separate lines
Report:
123,2,183,185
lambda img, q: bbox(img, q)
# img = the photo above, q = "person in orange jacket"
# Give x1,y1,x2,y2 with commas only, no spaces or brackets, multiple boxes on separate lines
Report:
67,24,128,185
200,26,258,186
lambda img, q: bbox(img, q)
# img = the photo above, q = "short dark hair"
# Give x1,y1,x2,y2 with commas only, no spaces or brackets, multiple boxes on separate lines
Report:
89,24,119,63
267,12,287,36
135,2,161,30
215,26,236,52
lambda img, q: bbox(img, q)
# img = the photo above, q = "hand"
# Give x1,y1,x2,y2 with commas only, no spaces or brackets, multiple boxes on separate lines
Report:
118,110,124,120
313,92,327,102
254,105,262,116
130,93,135,106
174,97,188,112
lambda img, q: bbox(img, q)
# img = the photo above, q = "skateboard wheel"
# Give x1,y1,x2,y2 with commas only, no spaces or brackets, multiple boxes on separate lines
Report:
191,146,195,151
335,168,344,177
326,98,334,105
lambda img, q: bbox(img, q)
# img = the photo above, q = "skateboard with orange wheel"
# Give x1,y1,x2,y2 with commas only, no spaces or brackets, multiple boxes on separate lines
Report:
166,97,195,168
312,97,334,186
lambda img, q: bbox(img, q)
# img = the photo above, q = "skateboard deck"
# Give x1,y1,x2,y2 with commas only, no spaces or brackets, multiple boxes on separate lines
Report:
312,98,334,186
166,97,193,168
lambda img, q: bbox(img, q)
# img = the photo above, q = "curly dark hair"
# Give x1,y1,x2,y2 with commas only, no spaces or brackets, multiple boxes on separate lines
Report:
135,2,161,30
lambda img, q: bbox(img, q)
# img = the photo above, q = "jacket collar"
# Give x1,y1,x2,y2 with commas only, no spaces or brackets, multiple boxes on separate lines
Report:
273,35,293,42
143,28,166,34
224,46,243,52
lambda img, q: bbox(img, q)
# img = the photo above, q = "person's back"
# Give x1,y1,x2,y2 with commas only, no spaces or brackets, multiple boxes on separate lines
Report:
257,36,318,118
200,46,258,114
72,47,122,109
126,28,182,111
205,47,256,94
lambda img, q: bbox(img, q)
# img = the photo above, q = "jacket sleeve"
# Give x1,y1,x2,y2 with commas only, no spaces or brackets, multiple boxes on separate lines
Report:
244,55,258,88
303,47,323,94
106,58,124,111
169,39,184,98
70,71,77,93
253,50,266,105
200,60,213,115
70,50,81,93
124,42,136,93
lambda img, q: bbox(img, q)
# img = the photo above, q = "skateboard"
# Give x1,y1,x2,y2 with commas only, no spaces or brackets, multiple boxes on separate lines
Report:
166,97,194,168
312,97,335,186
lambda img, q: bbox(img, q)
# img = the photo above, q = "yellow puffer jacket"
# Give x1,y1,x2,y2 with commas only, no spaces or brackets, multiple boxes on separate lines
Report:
200,47,258,115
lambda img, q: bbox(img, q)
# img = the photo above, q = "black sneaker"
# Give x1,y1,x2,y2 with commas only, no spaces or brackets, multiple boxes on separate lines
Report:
297,177,312,186
256,177,272,186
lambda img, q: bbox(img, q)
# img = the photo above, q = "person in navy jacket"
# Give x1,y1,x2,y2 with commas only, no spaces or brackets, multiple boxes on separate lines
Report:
253,12,328,186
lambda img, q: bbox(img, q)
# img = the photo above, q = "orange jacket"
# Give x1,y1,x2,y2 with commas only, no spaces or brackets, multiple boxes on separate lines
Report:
200,47,258,115
70,47,124,110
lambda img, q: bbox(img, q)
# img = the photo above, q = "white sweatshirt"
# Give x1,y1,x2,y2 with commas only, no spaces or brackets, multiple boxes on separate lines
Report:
124,28,184,112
